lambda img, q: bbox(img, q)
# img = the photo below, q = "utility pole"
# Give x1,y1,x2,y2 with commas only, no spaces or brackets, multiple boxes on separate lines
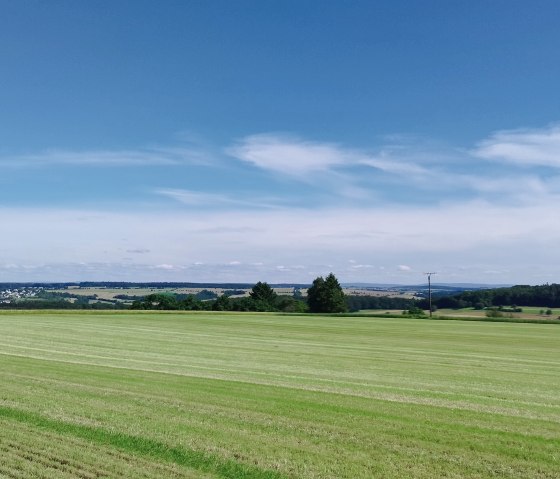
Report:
424,272,436,318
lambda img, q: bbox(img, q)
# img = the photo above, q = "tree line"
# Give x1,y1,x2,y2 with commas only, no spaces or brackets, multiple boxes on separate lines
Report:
131,274,349,313
425,283,560,309
1,273,419,313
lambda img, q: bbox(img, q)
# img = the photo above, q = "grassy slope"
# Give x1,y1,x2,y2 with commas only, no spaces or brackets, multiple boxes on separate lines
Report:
0,311,559,478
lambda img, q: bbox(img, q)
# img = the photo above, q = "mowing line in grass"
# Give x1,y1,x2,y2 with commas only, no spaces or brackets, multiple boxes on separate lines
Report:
0,405,286,479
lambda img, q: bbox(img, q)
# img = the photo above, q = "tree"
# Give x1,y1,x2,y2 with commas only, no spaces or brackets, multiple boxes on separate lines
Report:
140,293,178,310
212,294,231,311
249,282,277,308
307,273,347,313
276,295,308,313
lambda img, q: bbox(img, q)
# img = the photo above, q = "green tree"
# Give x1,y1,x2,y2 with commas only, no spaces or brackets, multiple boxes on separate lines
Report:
276,295,309,313
131,293,179,310
212,294,232,311
249,282,277,308
307,273,347,313
178,295,204,310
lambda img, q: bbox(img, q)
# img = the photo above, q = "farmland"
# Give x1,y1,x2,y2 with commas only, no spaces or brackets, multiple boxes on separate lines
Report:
0,312,559,478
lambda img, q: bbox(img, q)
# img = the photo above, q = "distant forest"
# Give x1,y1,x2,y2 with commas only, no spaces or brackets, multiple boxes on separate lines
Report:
427,284,560,309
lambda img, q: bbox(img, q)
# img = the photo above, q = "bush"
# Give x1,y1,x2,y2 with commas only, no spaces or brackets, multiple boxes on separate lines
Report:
403,307,426,317
485,308,503,318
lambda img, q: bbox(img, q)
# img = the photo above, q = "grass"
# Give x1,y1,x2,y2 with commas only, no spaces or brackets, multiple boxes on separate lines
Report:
0,311,559,478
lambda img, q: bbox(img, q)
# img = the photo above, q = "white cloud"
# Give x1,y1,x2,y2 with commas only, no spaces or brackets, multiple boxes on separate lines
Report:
226,134,446,204
155,188,281,209
358,157,431,176
226,130,560,212
227,133,542,206
397,265,412,271
228,134,363,176
474,124,560,167
154,264,175,270
0,146,212,168
228,133,430,178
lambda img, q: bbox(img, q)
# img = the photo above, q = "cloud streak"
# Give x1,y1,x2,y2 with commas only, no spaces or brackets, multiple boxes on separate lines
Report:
154,188,283,209
226,130,560,208
0,146,213,168
228,134,360,175
474,124,560,167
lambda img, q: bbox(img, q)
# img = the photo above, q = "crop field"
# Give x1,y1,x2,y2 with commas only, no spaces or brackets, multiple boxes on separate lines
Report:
0,312,559,478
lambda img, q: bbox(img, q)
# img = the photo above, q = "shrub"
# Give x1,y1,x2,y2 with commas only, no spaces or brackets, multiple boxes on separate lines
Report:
485,308,503,318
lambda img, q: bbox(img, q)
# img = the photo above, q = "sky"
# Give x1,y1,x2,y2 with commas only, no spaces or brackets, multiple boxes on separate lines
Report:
1,0,560,284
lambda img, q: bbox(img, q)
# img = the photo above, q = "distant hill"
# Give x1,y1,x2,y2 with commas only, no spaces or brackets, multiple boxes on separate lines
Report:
342,282,511,289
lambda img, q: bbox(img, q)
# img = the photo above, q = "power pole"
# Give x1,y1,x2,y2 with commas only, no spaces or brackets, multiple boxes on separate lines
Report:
424,272,436,318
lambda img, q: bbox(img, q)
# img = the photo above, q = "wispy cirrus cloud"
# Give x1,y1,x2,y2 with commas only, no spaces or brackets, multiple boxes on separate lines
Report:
226,133,438,203
226,131,560,206
228,133,430,177
0,146,213,168
227,134,359,175
154,188,283,209
227,133,465,178
474,124,560,167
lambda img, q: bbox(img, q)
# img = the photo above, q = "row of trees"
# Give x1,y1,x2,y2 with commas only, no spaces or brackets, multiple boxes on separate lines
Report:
130,282,307,312
426,283,560,309
0,298,127,310
346,295,416,312
131,274,349,313
4,274,421,314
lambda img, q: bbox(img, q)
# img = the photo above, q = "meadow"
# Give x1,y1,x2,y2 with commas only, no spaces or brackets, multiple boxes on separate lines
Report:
0,311,559,478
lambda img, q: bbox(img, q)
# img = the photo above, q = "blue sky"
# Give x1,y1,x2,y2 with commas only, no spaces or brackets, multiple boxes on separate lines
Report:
2,1,560,283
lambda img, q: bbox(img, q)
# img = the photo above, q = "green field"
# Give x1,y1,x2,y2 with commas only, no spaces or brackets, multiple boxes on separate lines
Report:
0,311,559,478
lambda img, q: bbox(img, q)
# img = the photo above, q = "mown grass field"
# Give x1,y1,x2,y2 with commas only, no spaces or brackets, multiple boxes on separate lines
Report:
0,311,559,478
